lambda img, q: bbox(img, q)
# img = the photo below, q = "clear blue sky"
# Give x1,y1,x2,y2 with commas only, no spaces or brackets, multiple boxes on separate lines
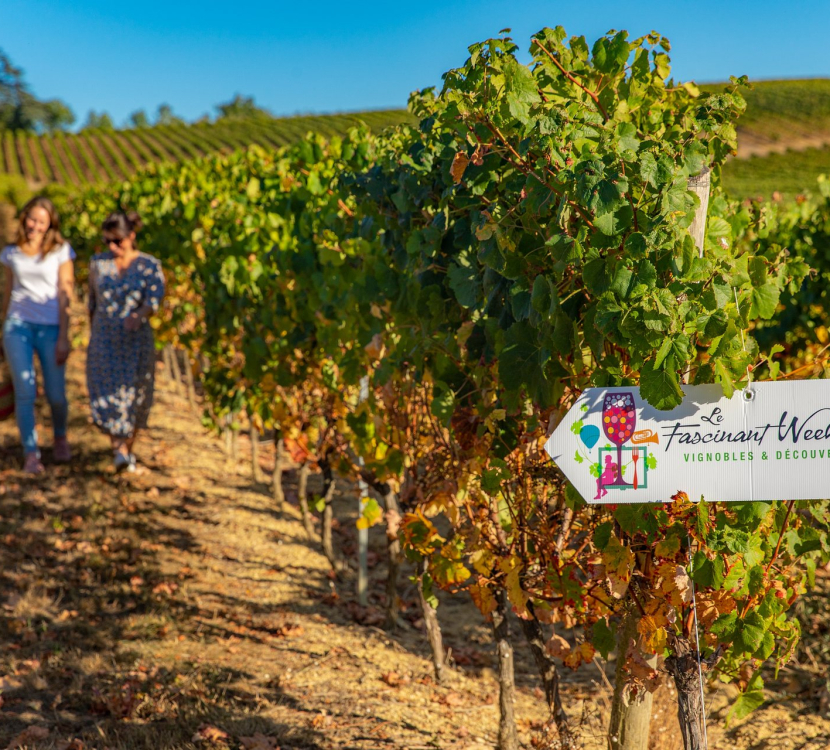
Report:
1,0,828,126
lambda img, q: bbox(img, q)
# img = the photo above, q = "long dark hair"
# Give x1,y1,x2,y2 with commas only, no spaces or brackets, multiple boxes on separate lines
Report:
102,210,143,240
15,196,65,255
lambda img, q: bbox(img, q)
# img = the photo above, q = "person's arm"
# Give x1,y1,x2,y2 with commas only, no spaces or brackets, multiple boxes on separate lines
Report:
1,266,11,321
88,261,97,323
0,266,11,359
55,258,75,365
124,301,154,331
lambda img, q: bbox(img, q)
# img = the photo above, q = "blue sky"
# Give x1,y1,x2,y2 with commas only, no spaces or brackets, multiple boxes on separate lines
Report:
1,0,828,127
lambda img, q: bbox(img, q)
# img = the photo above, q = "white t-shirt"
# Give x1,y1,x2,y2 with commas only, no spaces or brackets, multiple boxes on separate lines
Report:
1,242,76,325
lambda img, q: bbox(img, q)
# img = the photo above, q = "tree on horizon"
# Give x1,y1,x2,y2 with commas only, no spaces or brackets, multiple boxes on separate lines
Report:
0,49,75,133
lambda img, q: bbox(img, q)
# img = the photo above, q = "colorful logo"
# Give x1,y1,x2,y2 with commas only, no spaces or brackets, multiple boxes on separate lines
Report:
571,391,658,500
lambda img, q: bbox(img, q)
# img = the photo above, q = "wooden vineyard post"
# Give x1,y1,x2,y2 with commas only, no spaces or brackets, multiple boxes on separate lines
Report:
223,414,232,457
609,606,655,750
168,346,184,396
230,412,239,461
162,345,174,385
250,420,264,484
687,167,711,257
609,166,712,750
297,462,314,538
356,375,370,607
665,166,711,750
183,355,197,410
272,436,286,512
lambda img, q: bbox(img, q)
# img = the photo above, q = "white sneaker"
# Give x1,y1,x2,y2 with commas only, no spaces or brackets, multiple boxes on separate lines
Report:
114,452,136,474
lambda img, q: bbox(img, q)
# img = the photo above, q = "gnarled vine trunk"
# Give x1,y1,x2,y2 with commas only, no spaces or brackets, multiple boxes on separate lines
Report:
381,487,403,629
417,561,446,684
169,346,184,395
665,637,710,750
492,589,518,750
319,456,341,574
519,604,576,750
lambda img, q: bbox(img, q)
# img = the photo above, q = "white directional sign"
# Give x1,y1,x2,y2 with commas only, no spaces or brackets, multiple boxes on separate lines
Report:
545,381,830,504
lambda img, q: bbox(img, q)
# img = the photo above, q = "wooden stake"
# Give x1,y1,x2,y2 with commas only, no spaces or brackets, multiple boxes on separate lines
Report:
609,605,655,750
168,346,184,395
688,167,711,258
272,437,285,511
162,345,174,384
223,414,232,456
184,355,197,409
356,375,370,607
297,462,314,538
230,411,239,461
250,422,264,484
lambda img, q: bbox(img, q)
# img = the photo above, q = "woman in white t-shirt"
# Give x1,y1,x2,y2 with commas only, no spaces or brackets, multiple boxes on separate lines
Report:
1,197,75,474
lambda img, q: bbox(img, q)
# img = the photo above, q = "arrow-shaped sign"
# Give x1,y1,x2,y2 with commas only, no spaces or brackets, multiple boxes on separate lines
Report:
545,381,830,504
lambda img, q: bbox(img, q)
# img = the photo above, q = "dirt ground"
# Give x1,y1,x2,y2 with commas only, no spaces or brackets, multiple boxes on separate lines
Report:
1,349,830,750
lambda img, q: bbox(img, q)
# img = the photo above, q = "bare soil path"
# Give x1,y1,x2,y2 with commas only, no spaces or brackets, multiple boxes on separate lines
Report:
0,350,829,750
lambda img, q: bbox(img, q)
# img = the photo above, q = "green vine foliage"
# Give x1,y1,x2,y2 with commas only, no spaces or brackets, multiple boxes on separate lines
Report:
57,26,824,740
743,176,830,365
348,26,814,727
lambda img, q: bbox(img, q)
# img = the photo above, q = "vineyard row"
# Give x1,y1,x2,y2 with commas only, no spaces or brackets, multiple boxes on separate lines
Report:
0,110,413,187
57,27,830,749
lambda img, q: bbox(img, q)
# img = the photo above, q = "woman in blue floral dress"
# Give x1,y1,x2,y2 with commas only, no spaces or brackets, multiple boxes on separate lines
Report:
87,211,165,473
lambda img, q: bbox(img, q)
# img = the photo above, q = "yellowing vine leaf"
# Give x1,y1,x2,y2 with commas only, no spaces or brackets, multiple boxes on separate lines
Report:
656,562,692,607
500,555,529,618
356,497,383,529
697,588,737,628
563,642,596,670
602,536,634,599
451,152,470,184
654,536,681,559
469,583,498,618
637,599,671,653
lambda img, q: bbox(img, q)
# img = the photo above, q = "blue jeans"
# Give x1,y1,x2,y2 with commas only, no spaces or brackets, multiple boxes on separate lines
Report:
2,318,68,456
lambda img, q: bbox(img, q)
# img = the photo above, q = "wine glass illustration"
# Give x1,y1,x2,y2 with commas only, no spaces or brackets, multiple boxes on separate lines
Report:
602,392,637,486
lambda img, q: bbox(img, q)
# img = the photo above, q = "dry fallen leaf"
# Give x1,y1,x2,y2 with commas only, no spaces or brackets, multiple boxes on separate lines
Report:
5,725,50,750
310,712,334,729
380,670,410,687
152,581,179,596
192,724,230,744
239,734,280,750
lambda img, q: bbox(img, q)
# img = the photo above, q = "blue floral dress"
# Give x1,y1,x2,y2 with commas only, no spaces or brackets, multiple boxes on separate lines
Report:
86,251,165,438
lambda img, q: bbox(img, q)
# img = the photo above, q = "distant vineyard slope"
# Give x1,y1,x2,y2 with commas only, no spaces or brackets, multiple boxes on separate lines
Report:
714,79,830,200
708,78,830,158
0,110,414,187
